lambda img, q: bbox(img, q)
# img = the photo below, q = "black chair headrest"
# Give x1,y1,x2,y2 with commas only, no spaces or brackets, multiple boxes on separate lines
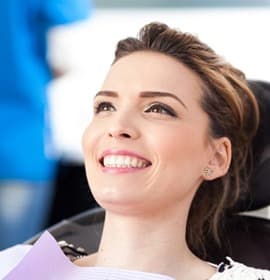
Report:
234,80,270,212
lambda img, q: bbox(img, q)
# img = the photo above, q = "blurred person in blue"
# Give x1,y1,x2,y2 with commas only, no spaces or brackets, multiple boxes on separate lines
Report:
0,0,92,249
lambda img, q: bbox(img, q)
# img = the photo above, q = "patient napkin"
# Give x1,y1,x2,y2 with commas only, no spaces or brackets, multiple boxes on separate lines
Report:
4,231,174,280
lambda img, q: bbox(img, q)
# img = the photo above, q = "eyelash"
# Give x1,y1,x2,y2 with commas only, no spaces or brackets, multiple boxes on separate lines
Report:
144,103,177,117
94,101,115,114
94,101,177,117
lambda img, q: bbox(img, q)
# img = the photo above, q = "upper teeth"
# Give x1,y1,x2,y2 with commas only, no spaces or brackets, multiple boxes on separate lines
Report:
103,155,149,168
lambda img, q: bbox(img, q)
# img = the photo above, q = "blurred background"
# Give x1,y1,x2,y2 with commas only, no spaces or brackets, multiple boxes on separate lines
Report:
0,0,269,249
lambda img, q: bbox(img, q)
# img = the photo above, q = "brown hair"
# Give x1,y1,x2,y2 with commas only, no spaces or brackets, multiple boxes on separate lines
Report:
113,22,259,258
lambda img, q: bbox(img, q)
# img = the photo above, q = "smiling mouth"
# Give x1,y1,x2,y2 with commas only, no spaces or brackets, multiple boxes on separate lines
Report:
100,155,152,169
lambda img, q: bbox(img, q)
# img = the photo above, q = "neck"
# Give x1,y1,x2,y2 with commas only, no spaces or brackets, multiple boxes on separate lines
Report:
94,204,199,278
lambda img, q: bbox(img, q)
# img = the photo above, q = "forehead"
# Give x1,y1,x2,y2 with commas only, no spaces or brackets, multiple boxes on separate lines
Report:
102,51,203,100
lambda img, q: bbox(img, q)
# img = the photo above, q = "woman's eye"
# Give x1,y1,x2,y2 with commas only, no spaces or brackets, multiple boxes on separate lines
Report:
144,103,177,117
94,102,115,114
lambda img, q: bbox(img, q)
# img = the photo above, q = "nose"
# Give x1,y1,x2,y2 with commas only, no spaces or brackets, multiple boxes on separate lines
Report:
108,129,132,139
107,115,140,140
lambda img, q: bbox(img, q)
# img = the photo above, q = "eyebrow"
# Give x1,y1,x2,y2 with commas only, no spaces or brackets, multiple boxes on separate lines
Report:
140,91,187,109
95,91,118,98
95,90,187,109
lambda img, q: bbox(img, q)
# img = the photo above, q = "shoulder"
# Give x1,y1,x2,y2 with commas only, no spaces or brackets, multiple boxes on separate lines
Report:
0,244,32,278
211,257,270,280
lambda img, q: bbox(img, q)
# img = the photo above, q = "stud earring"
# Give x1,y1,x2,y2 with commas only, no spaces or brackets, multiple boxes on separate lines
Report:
203,167,213,177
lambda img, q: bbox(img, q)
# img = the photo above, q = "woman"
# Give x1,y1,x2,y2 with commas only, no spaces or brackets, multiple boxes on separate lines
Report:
1,22,269,279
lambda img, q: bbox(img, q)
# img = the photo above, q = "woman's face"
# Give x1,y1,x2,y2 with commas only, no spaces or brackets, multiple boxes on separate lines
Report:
82,51,214,216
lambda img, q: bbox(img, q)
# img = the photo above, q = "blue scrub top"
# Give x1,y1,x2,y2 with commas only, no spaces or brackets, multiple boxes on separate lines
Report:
0,0,91,181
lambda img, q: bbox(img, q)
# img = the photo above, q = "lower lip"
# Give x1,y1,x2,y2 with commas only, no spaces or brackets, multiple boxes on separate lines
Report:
101,166,148,174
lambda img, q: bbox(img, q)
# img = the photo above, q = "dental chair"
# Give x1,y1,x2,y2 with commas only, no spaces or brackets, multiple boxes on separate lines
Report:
26,80,270,269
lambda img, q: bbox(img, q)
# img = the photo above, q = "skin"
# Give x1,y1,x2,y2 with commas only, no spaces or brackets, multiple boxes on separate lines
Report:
80,51,231,280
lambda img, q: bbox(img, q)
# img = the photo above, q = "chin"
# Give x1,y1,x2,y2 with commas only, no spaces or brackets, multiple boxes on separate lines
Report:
95,194,147,216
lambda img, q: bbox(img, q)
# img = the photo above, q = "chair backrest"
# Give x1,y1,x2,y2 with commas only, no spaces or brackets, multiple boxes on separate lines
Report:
26,206,270,269
233,80,270,212
205,214,270,269
26,207,104,254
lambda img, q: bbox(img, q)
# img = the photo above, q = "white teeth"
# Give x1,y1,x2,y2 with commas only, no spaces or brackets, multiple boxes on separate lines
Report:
131,157,138,168
103,155,149,168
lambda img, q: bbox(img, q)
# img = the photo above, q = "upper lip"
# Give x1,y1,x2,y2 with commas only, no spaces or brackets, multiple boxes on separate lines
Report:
99,149,152,166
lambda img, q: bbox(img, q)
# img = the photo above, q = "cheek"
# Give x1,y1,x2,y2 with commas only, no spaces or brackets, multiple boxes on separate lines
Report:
150,125,208,175
81,127,89,154
149,126,195,160
82,124,103,194
81,123,103,180
82,122,100,154
81,126,94,173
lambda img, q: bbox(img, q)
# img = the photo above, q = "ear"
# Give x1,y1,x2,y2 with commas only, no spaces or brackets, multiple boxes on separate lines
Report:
203,137,232,180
